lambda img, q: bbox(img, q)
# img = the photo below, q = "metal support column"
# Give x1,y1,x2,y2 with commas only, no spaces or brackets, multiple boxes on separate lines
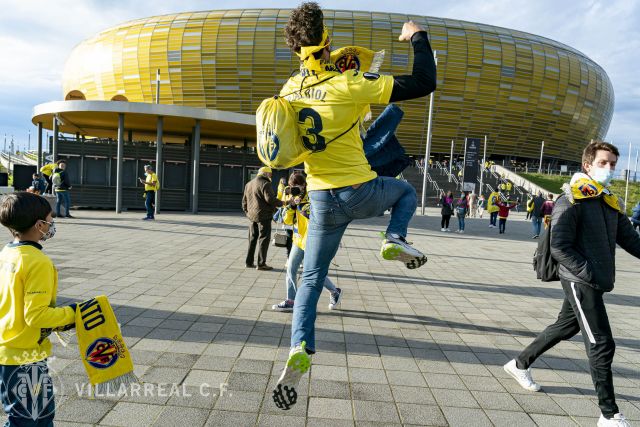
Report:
191,120,201,214
52,117,59,162
37,122,43,170
115,114,124,213
155,117,163,215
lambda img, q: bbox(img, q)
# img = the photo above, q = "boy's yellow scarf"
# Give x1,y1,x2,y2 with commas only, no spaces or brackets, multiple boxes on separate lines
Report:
75,295,137,393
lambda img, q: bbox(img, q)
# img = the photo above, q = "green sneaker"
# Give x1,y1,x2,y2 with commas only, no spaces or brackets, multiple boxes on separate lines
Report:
381,233,427,269
272,341,311,410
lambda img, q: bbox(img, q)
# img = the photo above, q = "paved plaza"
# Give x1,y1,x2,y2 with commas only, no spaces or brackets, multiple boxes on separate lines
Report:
3,208,639,426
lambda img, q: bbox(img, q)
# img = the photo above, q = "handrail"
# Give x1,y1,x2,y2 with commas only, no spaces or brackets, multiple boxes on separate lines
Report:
492,164,559,197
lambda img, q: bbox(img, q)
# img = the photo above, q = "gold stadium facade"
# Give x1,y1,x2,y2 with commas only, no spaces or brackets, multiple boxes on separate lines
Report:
60,8,613,161
29,8,614,213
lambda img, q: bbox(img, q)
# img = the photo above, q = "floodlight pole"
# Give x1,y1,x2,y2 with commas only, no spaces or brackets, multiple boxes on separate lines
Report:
420,51,437,215
479,135,487,195
155,69,161,104
634,149,638,182
538,140,544,173
624,142,631,211
449,140,454,182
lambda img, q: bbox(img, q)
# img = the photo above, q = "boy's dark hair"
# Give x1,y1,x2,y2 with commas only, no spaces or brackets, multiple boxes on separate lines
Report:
582,141,619,171
0,192,52,236
284,2,324,54
58,159,67,165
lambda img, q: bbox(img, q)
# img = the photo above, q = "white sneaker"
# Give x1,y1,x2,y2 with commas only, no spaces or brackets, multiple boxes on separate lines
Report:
459,230,464,234
503,359,541,392
381,233,427,269
441,228,446,232
445,228,451,232
598,413,631,427
273,342,311,410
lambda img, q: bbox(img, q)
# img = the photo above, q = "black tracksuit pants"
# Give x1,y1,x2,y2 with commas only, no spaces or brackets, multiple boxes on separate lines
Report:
516,279,618,418
246,219,271,267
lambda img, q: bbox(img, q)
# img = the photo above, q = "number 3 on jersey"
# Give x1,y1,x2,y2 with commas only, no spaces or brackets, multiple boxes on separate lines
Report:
298,108,326,152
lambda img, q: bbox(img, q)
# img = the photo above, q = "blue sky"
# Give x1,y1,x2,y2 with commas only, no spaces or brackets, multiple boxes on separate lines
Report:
0,0,638,162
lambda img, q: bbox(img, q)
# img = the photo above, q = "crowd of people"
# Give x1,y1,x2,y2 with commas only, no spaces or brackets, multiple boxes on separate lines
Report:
1,3,639,426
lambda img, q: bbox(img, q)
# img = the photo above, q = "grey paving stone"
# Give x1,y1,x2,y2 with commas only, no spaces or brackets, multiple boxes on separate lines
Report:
257,414,306,427
226,372,269,392
100,402,164,426
55,398,114,424
484,409,537,427
214,390,263,412
309,379,351,399
529,413,579,426
205,410,258,427
349,368,388,384
512,393,567,415
166,385,219,409
351,383,394,402
153,352,199,368
396,403,447,426
390,385,436,405
141,366,190,384
431,388,480,408
441,406,492,426
308,398,353,420
472,390,522,411
151,406,209,427
353,400,400,423
233,358,273,375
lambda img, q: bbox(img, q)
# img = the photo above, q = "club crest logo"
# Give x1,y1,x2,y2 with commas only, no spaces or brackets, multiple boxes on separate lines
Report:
578,182,598,197
334,53,361,72
259,128,280,161
85,337,120,369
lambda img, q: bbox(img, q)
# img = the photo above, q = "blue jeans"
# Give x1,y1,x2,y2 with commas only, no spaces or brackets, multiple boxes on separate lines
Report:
1,360,55,426
286,244,336,301
532,215,542,236
291,176,417,352
499,218,507,233
457,213,465,231
145,191,156,218
55,191,70,217
489,211,498,226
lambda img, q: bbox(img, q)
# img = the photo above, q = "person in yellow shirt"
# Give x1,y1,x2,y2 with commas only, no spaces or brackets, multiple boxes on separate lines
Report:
0,192,77,425
39,162,57,195
272,173,342,312
272,2,436,411
138,165,159,220
486,190,501,228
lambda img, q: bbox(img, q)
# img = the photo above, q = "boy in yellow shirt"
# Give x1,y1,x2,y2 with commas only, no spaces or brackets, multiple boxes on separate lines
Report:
0,192,77,425
273,2,436,410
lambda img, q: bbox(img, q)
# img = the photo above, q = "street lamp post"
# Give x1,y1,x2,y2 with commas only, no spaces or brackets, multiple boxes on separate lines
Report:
538,140,544,173
420,51,437,215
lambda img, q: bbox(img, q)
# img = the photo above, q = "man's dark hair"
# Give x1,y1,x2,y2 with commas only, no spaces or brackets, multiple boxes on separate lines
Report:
284,2,324,54
0,192,52,236
58,159,67,165
582,141,619,170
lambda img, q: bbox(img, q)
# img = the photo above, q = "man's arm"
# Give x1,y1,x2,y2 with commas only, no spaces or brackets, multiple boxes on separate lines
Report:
263,183,283,209
241,189,248,213
549,197,592,282
389,24,437,103
615,211,640,258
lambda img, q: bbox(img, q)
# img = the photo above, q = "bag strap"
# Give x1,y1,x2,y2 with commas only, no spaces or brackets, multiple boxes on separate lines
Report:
278,75,338,99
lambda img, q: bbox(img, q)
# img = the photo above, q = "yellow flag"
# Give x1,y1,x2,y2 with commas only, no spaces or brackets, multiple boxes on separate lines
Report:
76,295,137,394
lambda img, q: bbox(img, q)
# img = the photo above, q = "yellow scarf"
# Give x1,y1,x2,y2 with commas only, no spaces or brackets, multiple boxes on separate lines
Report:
76,295,137,393
570,176,622,212
330,46,385,73
296,27,330,73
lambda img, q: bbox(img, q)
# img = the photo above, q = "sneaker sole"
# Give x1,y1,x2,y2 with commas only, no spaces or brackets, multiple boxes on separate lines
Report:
272,306,293,312
273,350,311,410
503,364,541,392
380,244,428,269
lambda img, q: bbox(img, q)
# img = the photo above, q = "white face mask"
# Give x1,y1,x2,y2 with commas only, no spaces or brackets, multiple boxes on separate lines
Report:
591,167,615,186
39,220,56,241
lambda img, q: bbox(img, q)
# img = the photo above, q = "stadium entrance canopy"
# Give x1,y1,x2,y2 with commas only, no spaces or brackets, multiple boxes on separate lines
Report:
31,100,256,213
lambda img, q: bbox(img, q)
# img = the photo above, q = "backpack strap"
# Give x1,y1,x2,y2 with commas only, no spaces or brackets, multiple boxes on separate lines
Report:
278,75,338,99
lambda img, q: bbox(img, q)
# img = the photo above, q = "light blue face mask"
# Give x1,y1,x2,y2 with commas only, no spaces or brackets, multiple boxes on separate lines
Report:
591,167,615,186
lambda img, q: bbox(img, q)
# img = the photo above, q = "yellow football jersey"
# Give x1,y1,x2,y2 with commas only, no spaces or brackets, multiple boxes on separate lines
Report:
280,67,394,190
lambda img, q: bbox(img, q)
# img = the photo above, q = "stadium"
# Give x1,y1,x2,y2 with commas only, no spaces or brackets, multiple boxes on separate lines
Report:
30,8,614,211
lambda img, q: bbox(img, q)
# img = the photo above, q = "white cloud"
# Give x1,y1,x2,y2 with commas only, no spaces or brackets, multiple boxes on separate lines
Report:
0,0,638,151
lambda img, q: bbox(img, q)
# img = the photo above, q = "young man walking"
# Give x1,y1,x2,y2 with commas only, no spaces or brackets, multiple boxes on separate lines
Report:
272,2,436,410
504,141,640,427
530,191,545,238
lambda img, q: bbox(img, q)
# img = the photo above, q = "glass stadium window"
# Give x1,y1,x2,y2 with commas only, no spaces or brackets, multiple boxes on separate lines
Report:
109,159,136,187
501,66,515,78
199,164,220,191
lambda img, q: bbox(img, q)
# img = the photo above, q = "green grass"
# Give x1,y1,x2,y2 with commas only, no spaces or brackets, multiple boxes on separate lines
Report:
519,172,640,215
